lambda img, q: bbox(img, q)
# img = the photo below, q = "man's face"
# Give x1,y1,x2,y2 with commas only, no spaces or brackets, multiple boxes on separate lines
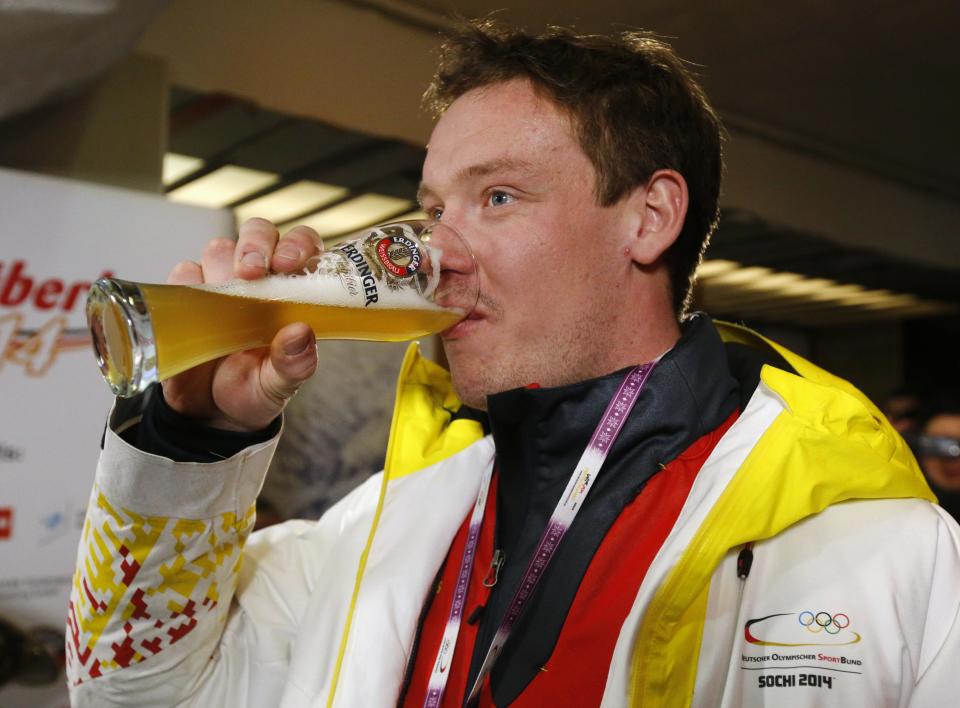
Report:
420,79,638,409
921,413,960,491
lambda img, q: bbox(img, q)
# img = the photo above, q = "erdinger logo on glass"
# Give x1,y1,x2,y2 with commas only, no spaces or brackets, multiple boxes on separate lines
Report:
745,610,861,647
373,230,422,278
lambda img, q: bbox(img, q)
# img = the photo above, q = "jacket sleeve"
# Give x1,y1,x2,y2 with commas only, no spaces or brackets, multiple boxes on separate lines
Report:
906,506,960,707
66,412,286,707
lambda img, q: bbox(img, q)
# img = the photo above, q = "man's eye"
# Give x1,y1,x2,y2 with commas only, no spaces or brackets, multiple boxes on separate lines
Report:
426,206,444,220
486,191,515,207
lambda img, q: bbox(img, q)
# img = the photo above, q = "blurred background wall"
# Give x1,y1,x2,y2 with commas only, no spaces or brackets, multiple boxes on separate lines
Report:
0,1,957,701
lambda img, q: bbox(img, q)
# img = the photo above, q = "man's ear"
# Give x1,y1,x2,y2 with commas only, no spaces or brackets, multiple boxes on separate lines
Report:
626,169,689,265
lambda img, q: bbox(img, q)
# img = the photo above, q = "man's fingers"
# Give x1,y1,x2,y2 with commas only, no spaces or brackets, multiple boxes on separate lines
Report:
167,260,204,286
232,219,324,279
259,323,318,406
235,218,280,279
272,225,324,273
201,237,238,284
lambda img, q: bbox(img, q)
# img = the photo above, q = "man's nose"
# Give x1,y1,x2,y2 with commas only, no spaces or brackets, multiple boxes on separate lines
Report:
429,221,476,276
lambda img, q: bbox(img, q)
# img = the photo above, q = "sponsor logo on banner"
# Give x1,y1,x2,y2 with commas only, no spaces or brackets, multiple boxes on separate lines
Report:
0,441,23,461
0,260,112,377
741,609,864,692
0,507,13,540
36,502,87,546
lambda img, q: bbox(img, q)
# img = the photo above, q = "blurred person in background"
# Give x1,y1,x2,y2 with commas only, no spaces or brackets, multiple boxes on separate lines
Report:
65,19,960,708
882,387,922,436
916,391,960,522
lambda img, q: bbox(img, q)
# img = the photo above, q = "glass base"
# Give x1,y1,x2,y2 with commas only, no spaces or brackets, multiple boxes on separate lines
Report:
86,278,158,397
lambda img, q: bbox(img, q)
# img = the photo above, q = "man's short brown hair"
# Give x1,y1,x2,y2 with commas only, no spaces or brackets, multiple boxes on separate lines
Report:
424,19,723,315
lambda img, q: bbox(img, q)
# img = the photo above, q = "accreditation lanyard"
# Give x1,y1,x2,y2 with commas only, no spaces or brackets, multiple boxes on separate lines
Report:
422,362,656,708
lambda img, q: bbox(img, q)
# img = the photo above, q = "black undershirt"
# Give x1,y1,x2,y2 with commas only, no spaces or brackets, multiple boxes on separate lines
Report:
108,384,280,462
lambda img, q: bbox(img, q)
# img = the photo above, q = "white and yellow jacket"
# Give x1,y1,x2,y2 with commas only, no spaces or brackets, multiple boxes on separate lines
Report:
67,323,960,707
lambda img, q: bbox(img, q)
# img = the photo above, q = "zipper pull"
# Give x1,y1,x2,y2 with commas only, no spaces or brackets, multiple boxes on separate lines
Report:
737,542,754,580
483,549,505,587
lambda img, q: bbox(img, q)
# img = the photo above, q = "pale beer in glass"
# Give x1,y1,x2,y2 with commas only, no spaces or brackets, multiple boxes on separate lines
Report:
86,220,477,397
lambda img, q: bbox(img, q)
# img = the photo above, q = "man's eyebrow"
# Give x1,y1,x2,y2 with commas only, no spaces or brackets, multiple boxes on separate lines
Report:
456,157,535,181
417,157,535,205
416,182,436,207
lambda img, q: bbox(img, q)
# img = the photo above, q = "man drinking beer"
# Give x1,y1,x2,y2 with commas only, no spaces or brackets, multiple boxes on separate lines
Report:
68,19,960,708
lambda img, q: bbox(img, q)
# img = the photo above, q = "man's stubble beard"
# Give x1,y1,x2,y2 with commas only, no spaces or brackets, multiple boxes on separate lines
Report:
446,301,617,412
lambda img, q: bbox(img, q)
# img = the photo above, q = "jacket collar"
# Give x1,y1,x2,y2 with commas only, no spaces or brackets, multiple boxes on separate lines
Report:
484,313,740,555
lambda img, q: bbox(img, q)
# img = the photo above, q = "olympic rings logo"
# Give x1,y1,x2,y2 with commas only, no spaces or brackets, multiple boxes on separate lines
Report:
798,610,850,635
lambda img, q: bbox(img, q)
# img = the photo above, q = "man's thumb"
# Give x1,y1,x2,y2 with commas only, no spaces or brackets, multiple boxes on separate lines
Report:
262,324,317,403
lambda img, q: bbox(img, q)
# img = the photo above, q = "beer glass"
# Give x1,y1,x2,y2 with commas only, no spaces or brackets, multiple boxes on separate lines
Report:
86,220,478,397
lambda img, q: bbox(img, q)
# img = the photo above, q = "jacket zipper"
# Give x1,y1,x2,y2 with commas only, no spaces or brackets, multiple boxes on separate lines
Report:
736,542,754,580
483,549,506,587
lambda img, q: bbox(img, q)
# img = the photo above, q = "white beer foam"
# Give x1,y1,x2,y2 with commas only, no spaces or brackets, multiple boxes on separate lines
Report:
194,271,450,311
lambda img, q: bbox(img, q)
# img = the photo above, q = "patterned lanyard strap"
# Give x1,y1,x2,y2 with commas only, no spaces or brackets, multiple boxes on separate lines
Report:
423,362,656,708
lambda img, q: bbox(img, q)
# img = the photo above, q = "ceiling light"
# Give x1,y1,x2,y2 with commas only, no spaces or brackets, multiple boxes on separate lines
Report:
695,259,739,278
860,294,920,310
836,290,901,307
750,272,807,290
704,266,773,287
167,166,279,208
770,278,839,297
162,153,205,186
387,208,430,223
287,194,414,239
692,257,954,323
234,180,349,225
807,283,866,302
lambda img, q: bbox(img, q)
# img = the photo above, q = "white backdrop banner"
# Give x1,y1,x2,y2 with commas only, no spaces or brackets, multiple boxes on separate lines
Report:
0,167,232,708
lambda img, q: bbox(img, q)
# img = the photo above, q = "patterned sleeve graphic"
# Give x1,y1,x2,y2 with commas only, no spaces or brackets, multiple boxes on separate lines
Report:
66,485,255,685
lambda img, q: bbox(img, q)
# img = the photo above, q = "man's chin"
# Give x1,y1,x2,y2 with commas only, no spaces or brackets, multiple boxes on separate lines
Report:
448,363,496,411
451,379,489,412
